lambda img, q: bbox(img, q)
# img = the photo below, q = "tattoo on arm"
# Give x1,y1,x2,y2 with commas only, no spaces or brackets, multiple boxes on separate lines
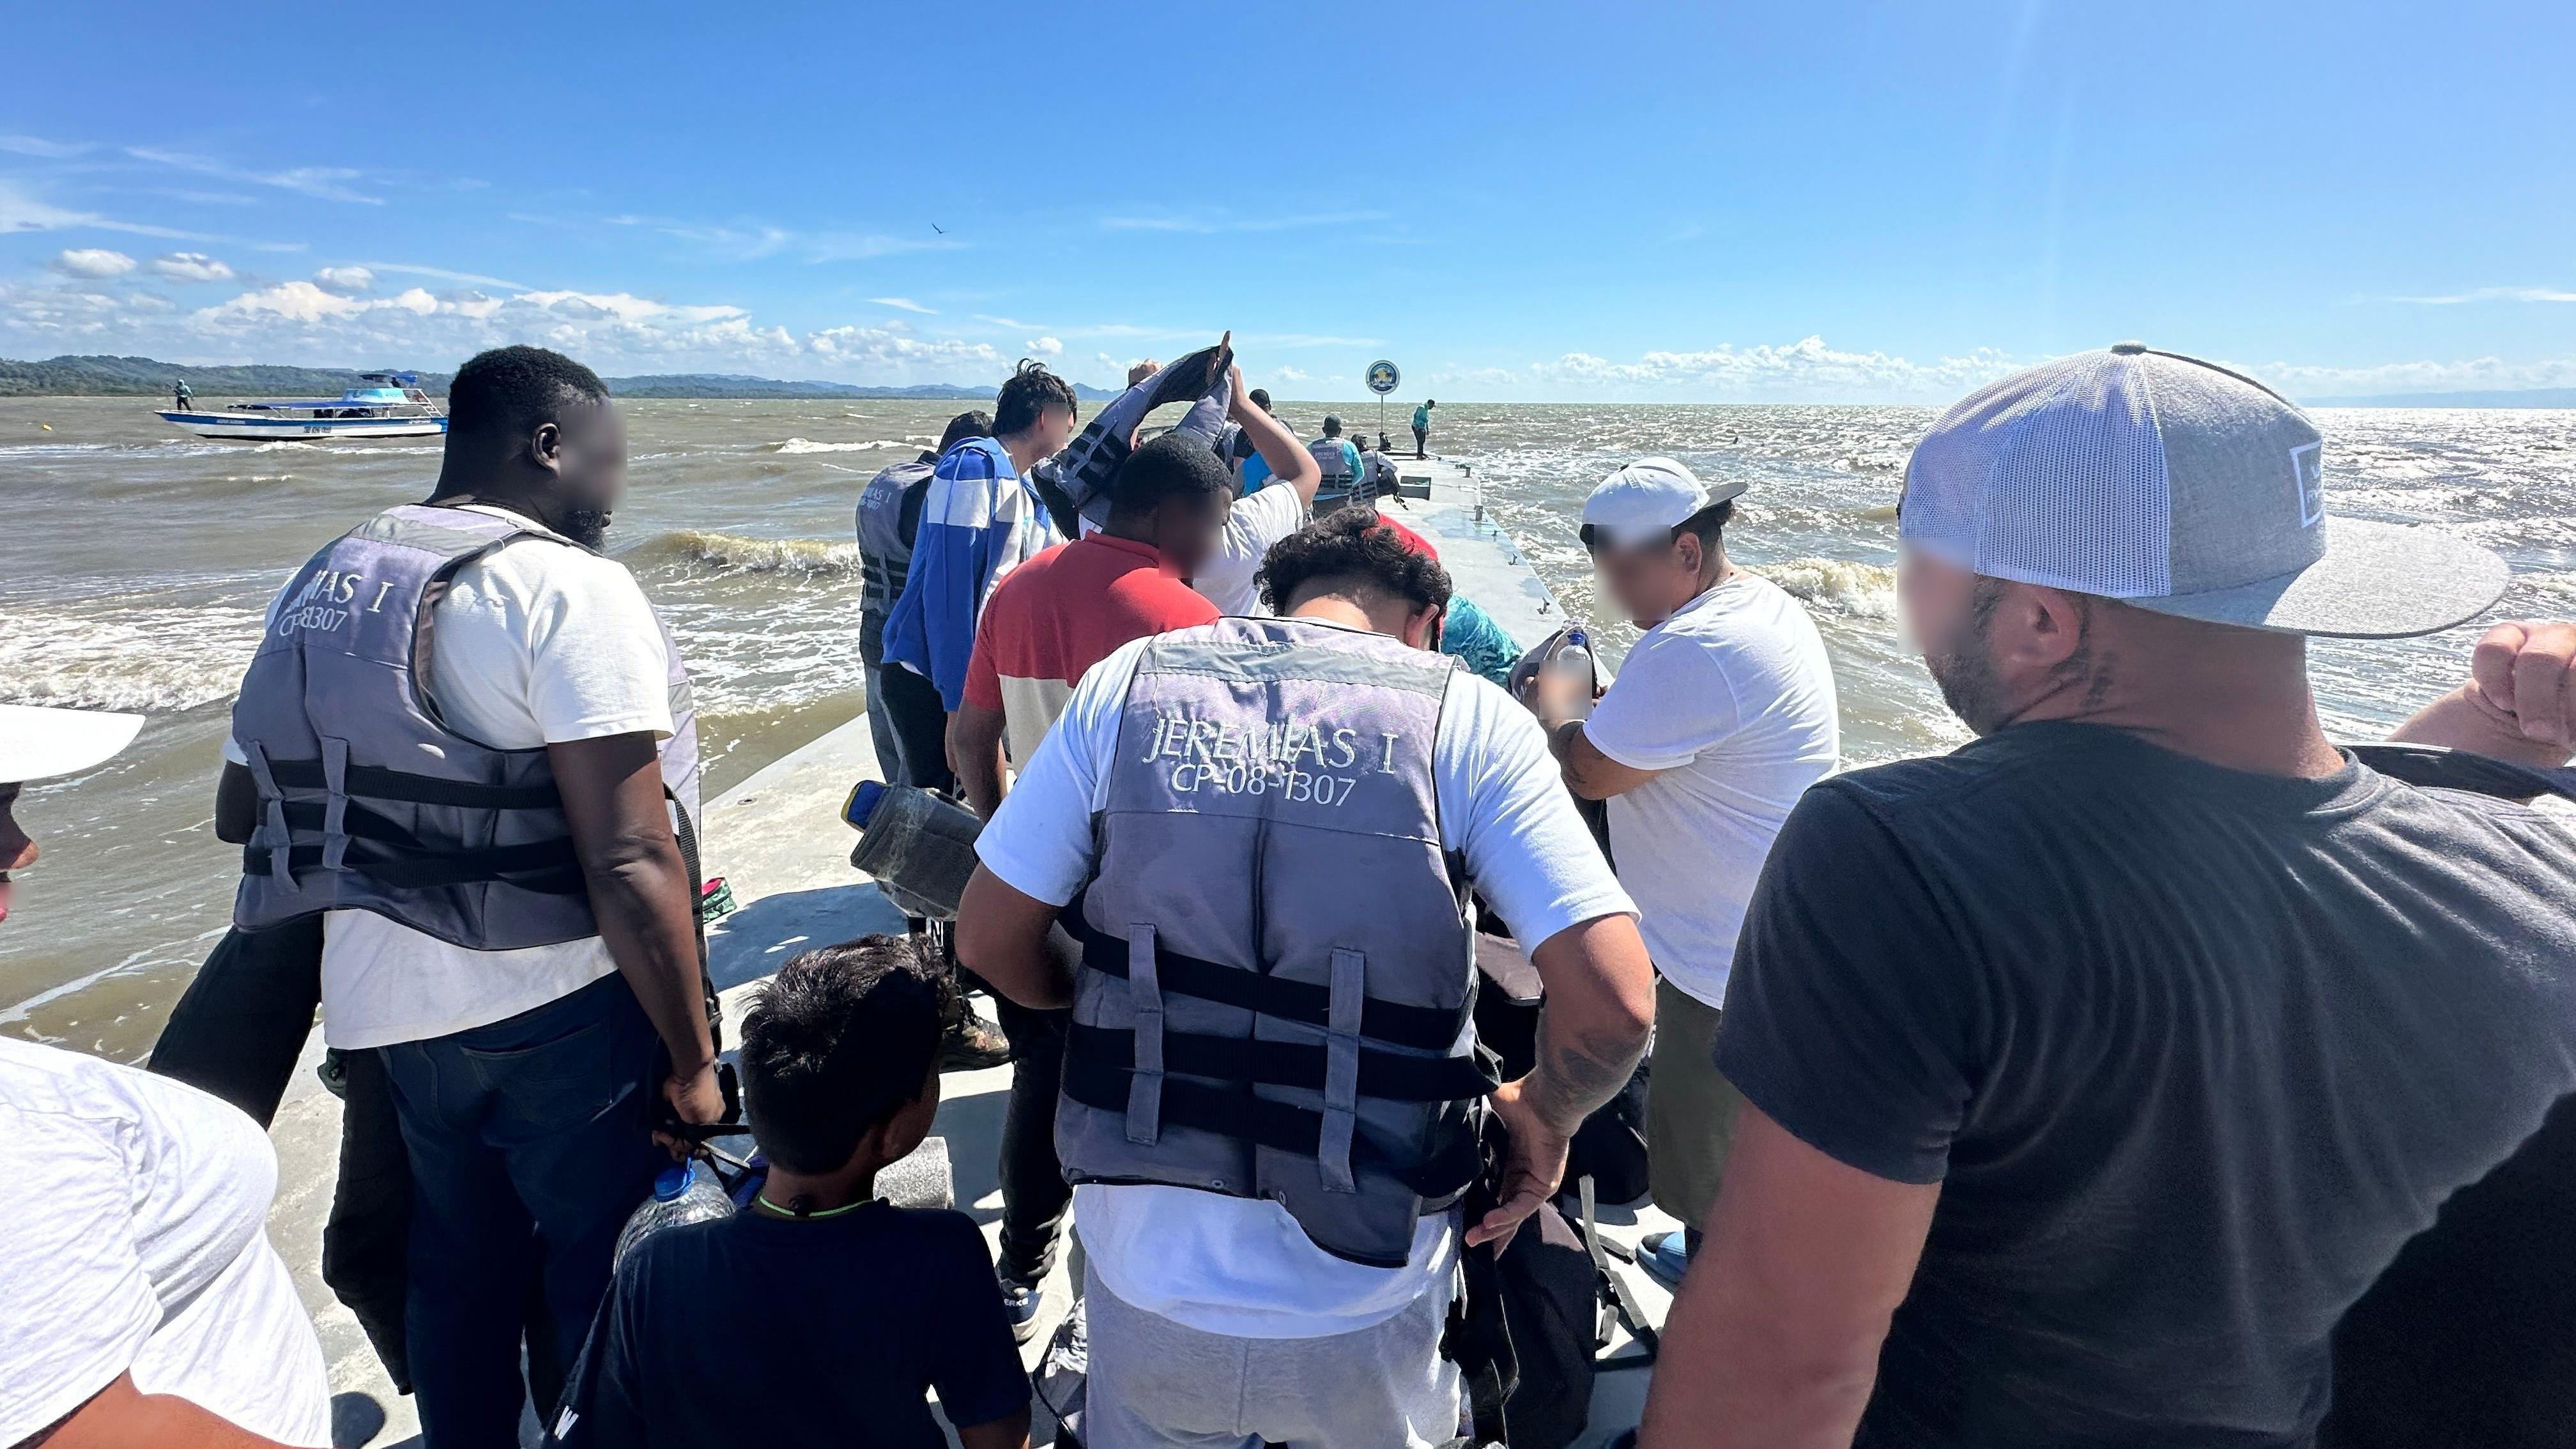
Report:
1525,1006,1647,1133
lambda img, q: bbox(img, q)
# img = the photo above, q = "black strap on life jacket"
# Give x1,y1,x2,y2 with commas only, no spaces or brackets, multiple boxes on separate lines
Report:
1065,1022,1496,1103
241,754,585,894
1058,1047,1483,1206
1059,908,1475,1054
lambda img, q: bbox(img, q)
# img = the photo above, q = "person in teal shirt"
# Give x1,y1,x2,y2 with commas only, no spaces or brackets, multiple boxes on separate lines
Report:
1440,593,1522,687
1411,399,1435,458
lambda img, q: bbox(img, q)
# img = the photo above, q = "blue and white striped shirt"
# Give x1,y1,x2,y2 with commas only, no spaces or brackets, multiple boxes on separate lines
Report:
883,436,1064,710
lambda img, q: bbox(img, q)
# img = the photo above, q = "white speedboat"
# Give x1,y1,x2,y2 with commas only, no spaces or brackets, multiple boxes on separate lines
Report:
158,371,448,440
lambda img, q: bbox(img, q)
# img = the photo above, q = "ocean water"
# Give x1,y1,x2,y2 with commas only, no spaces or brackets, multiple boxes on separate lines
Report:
3,395,2568,1056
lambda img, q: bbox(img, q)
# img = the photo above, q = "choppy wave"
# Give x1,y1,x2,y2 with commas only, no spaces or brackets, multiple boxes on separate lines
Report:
1754,557,1897,619
630,529,861,577
763,437,917,456
0,602,261,712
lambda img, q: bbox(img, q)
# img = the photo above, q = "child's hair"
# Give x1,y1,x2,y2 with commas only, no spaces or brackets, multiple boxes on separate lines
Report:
739,934,952,1174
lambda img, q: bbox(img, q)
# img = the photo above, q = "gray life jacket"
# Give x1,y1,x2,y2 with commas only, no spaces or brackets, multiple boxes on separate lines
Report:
1308,436,1356,491
229,503,701,951
856,457,934,657
1055,616,1494,1268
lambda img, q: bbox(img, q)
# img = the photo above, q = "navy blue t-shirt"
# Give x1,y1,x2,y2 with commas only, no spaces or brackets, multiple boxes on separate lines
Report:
1717,722,2576,1449
549,1200,1029,1448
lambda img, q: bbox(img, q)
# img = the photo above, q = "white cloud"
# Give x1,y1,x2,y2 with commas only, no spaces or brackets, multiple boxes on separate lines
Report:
355,261,530,292
126,147,383,204
1027,335,1064,356
1430,335,2023,403
314,266,375,293
2255,355,2576,398
1100,210,1392,234
0,134,92,159
50,248,136,279
151,252,236,282
2384,286,2576,305
1274,366,1313,383
870,296,935,314
199,280,369,323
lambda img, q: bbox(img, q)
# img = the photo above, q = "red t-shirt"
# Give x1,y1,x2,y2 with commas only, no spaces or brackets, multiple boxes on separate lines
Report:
963,532,1220,760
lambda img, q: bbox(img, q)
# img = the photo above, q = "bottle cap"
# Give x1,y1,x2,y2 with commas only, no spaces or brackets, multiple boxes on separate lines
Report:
653,1162,694,1202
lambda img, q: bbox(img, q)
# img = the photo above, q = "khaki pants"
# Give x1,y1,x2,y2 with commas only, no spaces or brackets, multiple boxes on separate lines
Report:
1646,976,1745,1230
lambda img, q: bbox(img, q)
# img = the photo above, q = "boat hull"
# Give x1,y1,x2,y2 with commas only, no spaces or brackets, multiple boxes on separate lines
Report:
157,411,449,440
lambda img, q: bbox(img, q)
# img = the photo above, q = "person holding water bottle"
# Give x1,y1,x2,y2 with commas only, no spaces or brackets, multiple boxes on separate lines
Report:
1530,456,1839,1289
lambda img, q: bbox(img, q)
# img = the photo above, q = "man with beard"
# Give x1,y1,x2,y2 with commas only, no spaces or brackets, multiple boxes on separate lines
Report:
1637,344,2576,1449
215,346,721,1446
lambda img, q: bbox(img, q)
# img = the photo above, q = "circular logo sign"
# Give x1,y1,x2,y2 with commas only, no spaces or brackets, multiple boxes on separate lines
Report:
1366,360,1400,395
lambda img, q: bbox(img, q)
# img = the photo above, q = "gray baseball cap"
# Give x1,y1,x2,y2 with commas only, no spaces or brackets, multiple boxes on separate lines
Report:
1899,343,2508,638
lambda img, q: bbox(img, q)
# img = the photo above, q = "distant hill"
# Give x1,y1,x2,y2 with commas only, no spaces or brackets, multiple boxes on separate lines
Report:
2306,387,2576,408
0,353,1117,402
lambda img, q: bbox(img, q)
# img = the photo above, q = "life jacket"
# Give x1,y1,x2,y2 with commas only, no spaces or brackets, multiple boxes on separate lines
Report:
229,503,700,951
1308,436,1356,491
1054,616,1494,1268
856,457,933,652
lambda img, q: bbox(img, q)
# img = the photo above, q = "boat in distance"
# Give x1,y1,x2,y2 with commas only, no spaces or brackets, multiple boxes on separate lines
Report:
157,371,448,440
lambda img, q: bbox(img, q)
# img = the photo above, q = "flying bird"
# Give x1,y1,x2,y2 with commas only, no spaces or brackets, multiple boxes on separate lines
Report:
931,222,946,234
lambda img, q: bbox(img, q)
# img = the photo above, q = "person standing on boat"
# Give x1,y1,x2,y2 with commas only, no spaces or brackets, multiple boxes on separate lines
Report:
174,378,194,411
956,509,1654,1445
1307,414,1364,516
1193,376,1325,618
855,409,1013,1073
857,411,992,790
0,705,335,1449
1529,456,1839,1289
1636,346,2576,1449
214,346,723,1448
879,360,1080,793
1412,397,1434,458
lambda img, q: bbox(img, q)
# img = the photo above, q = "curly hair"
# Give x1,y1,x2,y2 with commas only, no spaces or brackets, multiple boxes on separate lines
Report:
993,358,1078,438
445,345,607,445
739,933,952,1174
1255,507,1453,615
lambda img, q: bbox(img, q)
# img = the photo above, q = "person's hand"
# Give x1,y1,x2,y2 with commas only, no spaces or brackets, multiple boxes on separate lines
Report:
655,1061,724,1160
1466,1077,1573,1254
2468,620,2575,754
1526,660,1595,724
1225,361,1252,421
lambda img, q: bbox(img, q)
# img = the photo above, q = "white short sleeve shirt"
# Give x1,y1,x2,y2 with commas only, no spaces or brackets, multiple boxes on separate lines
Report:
976,625,1635,1338
229,504,676,1048
0,1039,331,1446
1581,572,1840,1008
1192,484,1309,617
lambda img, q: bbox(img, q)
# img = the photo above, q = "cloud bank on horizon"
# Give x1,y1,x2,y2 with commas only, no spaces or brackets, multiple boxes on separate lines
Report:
3,2,2571,404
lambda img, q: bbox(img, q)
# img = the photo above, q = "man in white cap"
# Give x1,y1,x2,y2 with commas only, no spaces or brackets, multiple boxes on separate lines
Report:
1638,345,2576,1449
1529,456,1839,1286
1,704,334,1448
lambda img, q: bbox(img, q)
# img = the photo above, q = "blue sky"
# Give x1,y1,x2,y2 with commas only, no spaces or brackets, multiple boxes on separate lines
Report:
4,1,2570,402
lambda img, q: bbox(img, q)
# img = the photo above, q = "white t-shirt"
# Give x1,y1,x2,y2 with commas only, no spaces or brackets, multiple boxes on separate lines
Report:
229,504,675,1049
976,625,1636,1338
1581,572,1839,1008
0,1039,330,1446
1192,484,1308,617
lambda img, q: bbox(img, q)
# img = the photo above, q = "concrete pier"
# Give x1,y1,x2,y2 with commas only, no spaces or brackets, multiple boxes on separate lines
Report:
270,456,1680,1448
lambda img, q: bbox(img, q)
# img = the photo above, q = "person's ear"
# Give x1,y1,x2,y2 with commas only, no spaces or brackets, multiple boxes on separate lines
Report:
1991,583,2091,675
1402,603,1443,651
1671,531,1704,578
528,420,562,475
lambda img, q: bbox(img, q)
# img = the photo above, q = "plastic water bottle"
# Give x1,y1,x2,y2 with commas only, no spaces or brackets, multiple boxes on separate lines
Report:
613,1160,733,1267
1548,629,1596,720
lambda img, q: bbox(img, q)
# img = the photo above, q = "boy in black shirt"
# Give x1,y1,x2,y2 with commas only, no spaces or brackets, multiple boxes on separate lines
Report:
549,937,1031,1449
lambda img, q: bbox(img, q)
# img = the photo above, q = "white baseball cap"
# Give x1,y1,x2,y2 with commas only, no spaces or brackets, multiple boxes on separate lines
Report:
0,704,146,785
1581,457,1749,550
1900,344,2508,638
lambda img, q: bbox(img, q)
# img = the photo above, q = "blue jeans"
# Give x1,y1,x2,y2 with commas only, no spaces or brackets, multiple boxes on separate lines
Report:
379,972,666,1447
